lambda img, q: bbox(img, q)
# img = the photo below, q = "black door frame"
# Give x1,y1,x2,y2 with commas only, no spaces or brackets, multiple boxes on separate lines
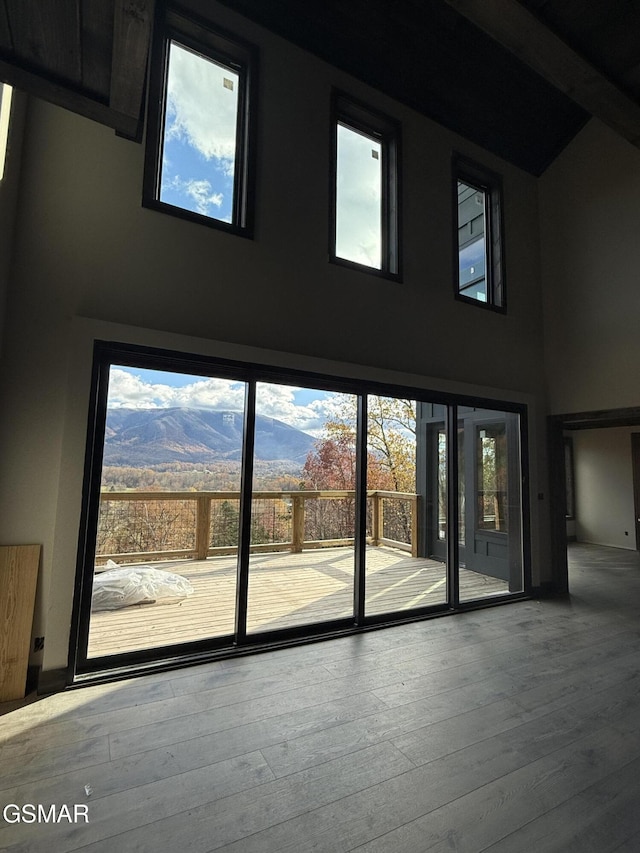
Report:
548,406,640,594
630,432,640,551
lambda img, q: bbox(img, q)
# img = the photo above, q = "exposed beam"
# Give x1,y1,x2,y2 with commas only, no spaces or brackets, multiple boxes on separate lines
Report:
0,56,140,138
110,0,154,140
82,0,114,96
444,0,640,148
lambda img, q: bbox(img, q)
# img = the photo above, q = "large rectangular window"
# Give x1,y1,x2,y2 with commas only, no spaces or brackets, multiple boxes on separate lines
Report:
331,92,401,279
454,156,505,310
144,11,255,234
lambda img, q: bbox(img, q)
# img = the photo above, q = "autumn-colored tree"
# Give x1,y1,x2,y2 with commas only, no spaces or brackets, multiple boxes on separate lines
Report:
366,396,416,493
302,425,357,490
298,425,353,539
301,395,416,491
300,395,417,543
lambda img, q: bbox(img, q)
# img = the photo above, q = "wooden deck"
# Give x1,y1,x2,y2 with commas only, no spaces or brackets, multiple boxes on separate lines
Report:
88,546,509,657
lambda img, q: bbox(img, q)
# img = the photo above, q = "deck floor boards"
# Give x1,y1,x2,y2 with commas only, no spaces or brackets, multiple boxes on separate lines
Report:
2,544,639,852
87,545,509,656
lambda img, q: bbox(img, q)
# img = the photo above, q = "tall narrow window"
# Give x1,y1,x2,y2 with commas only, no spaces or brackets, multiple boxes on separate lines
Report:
331,92,401,279
454,156,505,309
144,11,255,234
0,83,13,182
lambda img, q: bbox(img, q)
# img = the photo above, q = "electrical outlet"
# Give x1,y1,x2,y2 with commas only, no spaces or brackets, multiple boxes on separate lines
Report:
33,636,44,652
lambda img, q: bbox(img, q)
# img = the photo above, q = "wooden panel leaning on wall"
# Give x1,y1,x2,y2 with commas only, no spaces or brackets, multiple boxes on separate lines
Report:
0,544,41,702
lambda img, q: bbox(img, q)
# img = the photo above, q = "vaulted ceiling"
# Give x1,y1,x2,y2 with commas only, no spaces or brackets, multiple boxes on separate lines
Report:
1,0,639,175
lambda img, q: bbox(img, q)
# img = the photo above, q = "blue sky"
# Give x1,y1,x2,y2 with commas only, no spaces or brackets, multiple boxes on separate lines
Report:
108,367,341,436
159,41,238,222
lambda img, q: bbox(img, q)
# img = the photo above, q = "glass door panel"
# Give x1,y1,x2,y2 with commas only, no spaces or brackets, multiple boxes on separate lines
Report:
458,407,523,601
246,384,356,634
458,421,466,551
87,366,245,658
365,398,447,616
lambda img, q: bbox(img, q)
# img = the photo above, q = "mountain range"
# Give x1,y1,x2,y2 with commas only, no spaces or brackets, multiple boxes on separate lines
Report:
104,408,316,466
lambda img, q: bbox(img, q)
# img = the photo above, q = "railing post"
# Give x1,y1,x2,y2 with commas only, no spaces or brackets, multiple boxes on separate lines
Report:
292,495,305,553
196,495,212,560
411,494,419,558
372,492,383,546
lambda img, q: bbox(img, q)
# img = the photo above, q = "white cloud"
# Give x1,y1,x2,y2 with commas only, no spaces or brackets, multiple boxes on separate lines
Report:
256,384,324,433
165,42,239,171
108,370,245,412
256,387,356,436
164,175,224,216
335,125,382,268
107,370,352,436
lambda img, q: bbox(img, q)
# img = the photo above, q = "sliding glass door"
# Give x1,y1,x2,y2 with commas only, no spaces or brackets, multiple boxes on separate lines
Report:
246,383,357,634
364,397,448,617
86,364,245,659
74,344,529,675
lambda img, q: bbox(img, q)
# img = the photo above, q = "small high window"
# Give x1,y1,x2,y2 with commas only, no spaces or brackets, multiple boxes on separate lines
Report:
454,156,505,310
144,11,255,235
331,92,401,279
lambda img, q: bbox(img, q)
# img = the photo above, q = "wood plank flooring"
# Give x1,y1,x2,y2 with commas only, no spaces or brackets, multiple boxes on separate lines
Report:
2,543,640,852
87,546,509,657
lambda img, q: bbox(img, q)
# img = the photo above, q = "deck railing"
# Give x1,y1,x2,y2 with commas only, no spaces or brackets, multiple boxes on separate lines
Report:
96,489,419,564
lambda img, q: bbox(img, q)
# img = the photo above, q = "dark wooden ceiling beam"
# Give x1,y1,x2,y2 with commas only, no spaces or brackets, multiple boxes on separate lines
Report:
109,0,154,140
82,0,114,97
0,55,140,137
4,0,82,85
444,0,640,147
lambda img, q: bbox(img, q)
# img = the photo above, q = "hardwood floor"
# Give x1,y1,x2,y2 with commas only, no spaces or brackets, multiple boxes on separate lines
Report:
2,543,640,852
87,546,509,657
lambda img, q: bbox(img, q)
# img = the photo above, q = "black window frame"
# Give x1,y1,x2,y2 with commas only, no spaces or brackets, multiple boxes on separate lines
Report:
330,91,402,280
453,154,505,312
143,7,257,237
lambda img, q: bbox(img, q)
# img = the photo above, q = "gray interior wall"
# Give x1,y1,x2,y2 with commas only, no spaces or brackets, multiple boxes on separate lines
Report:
0,0,550,674
572,427,638,550
539,119,640,415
